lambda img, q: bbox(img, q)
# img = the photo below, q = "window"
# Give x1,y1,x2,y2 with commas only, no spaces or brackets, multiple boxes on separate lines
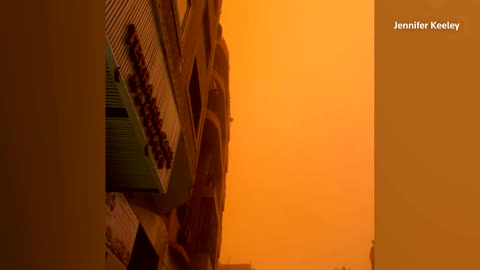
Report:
128,225,159,270
189,59,202,132
174,0,191,32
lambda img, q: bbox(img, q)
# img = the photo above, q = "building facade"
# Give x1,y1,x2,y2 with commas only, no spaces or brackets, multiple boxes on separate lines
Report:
163,8,231,270
105,0,230,270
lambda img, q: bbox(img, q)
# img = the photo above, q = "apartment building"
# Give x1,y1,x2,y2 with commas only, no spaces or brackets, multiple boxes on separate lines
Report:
104,0,229,269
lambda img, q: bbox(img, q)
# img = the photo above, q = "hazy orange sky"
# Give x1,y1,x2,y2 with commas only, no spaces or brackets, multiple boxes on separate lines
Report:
219,1,373,270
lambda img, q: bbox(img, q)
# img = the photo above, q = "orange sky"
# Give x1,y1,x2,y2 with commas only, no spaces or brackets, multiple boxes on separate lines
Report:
219,1,373,270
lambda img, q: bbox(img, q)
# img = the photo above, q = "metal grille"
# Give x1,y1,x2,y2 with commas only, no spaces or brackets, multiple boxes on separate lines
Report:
106,42,162,192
